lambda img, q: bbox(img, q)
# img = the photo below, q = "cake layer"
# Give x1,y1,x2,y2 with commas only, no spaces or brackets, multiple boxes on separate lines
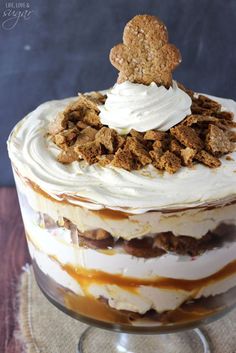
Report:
25,220,236,282
37,212,236,258
7,94,236,212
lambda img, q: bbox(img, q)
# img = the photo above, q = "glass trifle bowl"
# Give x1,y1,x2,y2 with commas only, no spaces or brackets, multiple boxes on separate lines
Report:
7,92,236,353
7,13,236,353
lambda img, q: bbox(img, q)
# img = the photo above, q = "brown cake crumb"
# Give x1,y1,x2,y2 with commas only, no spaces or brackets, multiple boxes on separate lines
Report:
206,124,234,156
171,125,204,151
80,228,111,240
123,238,166,258
79,235,115,250
196,150,221,168
74,141,102,164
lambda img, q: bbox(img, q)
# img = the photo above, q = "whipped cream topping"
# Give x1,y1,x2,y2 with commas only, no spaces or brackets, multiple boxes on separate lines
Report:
7,93,236,213
99,81,192,134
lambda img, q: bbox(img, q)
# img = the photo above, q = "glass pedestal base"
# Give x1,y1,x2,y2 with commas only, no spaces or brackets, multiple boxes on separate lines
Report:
78,327,211,353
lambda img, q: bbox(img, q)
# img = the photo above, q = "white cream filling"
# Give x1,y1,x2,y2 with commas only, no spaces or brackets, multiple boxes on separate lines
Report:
28,242,236,315
15,172,236,240
24,217,236,281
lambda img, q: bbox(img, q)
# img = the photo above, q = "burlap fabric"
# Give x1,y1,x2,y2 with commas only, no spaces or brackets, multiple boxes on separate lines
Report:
18,266,236,353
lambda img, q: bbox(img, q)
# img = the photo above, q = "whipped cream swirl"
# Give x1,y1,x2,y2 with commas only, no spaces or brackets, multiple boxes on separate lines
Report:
99,81,192,134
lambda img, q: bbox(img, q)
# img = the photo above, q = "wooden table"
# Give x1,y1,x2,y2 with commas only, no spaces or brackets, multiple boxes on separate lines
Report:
0,187,31,353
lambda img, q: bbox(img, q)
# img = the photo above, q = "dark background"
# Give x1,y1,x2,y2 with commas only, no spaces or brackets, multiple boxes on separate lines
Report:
1,0,236,185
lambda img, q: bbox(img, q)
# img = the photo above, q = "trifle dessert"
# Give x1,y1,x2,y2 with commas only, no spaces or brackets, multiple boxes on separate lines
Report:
7,15,236,332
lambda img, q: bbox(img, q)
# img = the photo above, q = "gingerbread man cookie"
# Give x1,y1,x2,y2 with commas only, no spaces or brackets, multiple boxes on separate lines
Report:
110,15,181,87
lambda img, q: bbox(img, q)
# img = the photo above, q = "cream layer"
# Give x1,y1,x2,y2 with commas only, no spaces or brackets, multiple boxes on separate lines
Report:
16,172,236,240
7,93,236,213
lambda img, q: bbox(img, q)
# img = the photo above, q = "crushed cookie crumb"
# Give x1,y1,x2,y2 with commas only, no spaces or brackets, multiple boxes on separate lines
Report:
169,138,182,156
130,129,144,140
125,137,152,166
48,112,68,135
182,114,219,127
144,130,166,140
111,148,136,171
95,127,118,153
206,124,234,156
181,147,196,166
57,148,79,164
48,89,235,174
171,125,204,151
149,148,163,162
196,150,221,168
227,130,236,142
97,154,114,167
226,155,234,161
158,151,181,174
74,141,102,164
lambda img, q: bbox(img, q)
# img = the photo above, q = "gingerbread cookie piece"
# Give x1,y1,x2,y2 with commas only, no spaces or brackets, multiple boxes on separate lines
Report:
110,15,181,87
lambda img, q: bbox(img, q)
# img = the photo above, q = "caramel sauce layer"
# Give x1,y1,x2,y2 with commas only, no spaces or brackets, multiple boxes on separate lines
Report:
64,292,131,324
63,288,224,326
33,258,236,327
61,260,236,293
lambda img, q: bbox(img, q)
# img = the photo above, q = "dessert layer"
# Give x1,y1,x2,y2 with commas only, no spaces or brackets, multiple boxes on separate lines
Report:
28,236,236,315
21,181,236,315
39,212,236,258
26,221,236,281
33,258,236,328
15,171,236,240
7,94,236,212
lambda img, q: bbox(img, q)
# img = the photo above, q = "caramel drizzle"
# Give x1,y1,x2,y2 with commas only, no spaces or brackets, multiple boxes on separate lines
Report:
61,259,236,293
